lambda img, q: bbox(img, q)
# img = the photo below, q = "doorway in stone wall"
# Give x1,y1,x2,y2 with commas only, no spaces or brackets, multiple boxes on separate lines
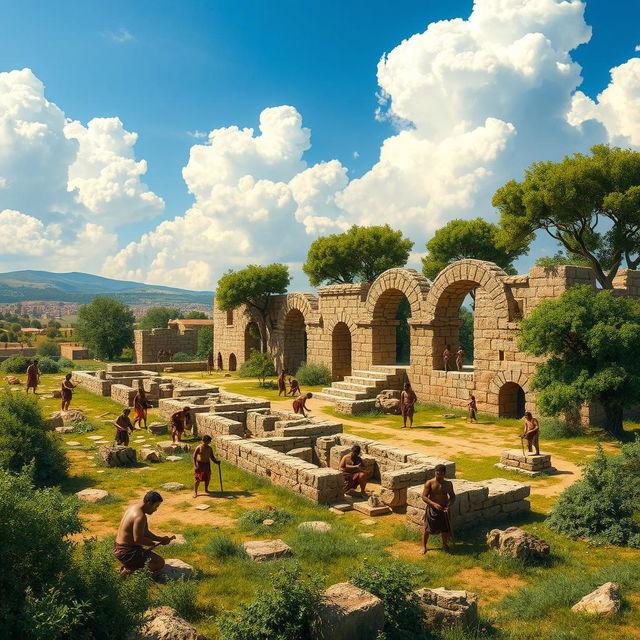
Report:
371,289,411,365
217,352,223,370
499,382,526,418
332,322,352,381
229,353,237,371
283,309,307,374
244,322,262,359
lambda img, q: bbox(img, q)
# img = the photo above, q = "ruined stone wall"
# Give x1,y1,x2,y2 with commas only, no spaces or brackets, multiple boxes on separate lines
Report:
134,325,199,364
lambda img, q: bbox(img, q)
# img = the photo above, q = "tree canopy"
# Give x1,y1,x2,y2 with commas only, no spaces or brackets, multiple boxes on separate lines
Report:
185,310,209,319
493,144,640,289
138,306,182,330
519,285,640,439
421,218,528,281
75,296,135,360
303,225,414,286
216,264,290,350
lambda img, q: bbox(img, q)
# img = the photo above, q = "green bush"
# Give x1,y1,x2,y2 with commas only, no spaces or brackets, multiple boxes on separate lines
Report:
172,352,198,362
236,507,294,534
36,356,60,374
36,341,60,357
294,362,331,386
547,442,640,546
239,350,276,386
350,559,423,634
291,526,372,562
539,417,583,439
196,325,213,359
0,390,68,486
217,564,321,640
57,356,75,370
204,534,247,560
120,347,135,362
0,355,30,374
153,577,201,621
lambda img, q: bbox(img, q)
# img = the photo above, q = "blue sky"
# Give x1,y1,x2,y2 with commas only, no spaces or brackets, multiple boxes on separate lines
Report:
0,0,639,290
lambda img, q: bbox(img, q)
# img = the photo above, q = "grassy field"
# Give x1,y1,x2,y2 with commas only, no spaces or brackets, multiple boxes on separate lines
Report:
3,371,640,639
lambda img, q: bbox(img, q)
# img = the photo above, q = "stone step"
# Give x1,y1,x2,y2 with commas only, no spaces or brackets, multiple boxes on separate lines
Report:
344,375,388,387
371,365,410,375
332,381,378,393
320,387,371,400
351,370,389,381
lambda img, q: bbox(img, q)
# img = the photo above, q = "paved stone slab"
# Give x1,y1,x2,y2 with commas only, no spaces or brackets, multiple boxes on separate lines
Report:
195,504,211,510
360,519,376,526
243,539,292,562
359,532,375,538
161,482,186,491
166,455,183,462
76,488,110,503
66,441,82,446
159,558,194,580
87,435,103,440
329,502,353,512
353,502,392,517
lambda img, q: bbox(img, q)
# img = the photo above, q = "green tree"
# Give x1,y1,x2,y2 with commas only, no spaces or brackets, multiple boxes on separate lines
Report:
75,297,135,360
196,325,213,359
239,351,276,387
216,264,290,351
493,144,640,289
36,341,61,358
421,217,528,281
303,224,414,286
519,285,640,439
535,250,591,269
138,306,182,331
185,311,208,319
459,306,474,363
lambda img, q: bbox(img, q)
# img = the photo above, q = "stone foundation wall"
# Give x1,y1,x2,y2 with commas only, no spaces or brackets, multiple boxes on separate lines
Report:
60,343,89,360
108,361,207,373
134,325,200,364
72,371,112,396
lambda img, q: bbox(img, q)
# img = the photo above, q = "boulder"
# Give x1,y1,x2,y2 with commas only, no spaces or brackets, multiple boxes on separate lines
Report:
243,539,292,562
135,606,206,640
51,409,85,423
45,415,64,430
374,389,401,414
166,455,183,462
99,444,137,467
159,559,194,581
5,375,21,385
76,488,110,503
298,521,332,533
486,527,550,562
148,422,168,435
140,448,160,463
55,425,76,434
571,582,621,616
415,587,478,630
161,482,186,492
314,583,384,640
157,441,190,454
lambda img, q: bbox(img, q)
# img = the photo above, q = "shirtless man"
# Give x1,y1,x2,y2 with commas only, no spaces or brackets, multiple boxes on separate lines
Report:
113,491,172,576
114,408,134,446
421,464,456,553
455,347,465,371
288,377,301,397
442,345,452,373
193,435,221,497
170,406,192,443
521,411,540,455
25,359,40,394
133,387,149,430
339,444,367,497
292,392,312,417
277,369,287,397
400,382,417,429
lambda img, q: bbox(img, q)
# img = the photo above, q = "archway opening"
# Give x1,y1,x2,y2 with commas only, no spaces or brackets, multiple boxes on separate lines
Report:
372,289,411,365
244,322,262,360
217,352,223,370
283,309,307,374
229,353,237,371
332,322,352,381
499,382,526,418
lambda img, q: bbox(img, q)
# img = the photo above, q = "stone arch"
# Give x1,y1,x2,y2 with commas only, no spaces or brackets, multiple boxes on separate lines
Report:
283,309,307,374
244,321,262,360
489,370,531,418
228,353,237,371
365,268,430,319
331,322,352,381
275,293,320,328
216,352,223,370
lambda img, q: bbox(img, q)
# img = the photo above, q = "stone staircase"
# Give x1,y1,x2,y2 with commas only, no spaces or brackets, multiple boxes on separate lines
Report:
314,365,409,414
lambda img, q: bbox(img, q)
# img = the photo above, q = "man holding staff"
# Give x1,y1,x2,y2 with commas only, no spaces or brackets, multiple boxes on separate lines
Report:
521,411,540,455
420,464,456,554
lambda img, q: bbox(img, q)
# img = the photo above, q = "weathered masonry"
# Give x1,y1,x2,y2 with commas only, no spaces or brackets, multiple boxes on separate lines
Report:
214,259,640,421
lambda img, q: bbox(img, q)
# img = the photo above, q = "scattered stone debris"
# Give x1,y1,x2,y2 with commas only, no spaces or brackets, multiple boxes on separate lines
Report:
157,441,190,455
299,521,332,533
148,422,168,435
76,488,110,503
159,559,194,581
161,482,185,492
5,375,21,385
51,409,85,423
243,539,292,562
374,389,401,414
135,606,206,640
99,444,137,467
415,587,479,630
140,448,160,462
486,527,550,562
56,426,76,434
571,583,621,616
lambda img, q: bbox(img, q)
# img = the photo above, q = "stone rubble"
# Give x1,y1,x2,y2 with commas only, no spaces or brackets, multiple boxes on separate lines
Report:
486,527,550,562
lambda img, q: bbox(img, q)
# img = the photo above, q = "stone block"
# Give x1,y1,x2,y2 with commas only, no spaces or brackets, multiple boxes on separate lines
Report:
415,587,479,630
486,527,550,562
287,447,313,463
137,606,205,640
76,488,110,503
243,539,292,562
571,582,621,616
140,447,160,462
147,422,168,435
157,441,190,454
55,425,75,434
161,482,185,491
159,558,194,581
99,445,136,467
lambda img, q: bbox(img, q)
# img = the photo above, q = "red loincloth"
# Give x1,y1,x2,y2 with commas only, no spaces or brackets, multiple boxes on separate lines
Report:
194,460,211,483
292,398,304,414
113,542,151,570
343,471,363,493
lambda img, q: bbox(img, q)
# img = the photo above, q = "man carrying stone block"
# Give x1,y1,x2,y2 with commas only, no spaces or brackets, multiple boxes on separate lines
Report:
421,464,456,554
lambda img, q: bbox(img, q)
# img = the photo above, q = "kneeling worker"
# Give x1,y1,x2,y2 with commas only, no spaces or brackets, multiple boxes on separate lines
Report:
113,491,172,576
339,444,368,497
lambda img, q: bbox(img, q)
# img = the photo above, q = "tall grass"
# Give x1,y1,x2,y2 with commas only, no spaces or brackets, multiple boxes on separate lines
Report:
203,534,247,561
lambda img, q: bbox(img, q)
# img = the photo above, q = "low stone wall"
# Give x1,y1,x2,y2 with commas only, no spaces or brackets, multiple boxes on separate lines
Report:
110,383,139,407
0,345,36,362
214,434,343,503
406,478,530,530
108,361,208,373
72,371,112,396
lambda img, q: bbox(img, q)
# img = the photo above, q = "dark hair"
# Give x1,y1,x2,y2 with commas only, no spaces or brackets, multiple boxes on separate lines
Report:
143,490,163,504
351,444,361,454
525,411,532,419
65,373,72,381
404,382,411,389
307,392,313,398
183,406,191,411
33,359,39,364
202,435,212,442
123,408,131,414
435,464,446,474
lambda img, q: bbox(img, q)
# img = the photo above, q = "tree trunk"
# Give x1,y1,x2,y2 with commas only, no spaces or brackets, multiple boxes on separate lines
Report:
602,402,625,439
258,313,269,354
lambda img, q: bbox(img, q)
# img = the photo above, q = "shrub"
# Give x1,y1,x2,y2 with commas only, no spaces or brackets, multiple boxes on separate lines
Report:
36,341,61,357
546,442,640,546
0,390,68,486
153,577,201,621
539,417,583,439
172,352,197,362
120,347,135,362
0,355,30,374
350,559,422,633
217,564,321,640
36,356,60,374
295,362,331,386
237,507,294,534
291,526,371,562
57,356,75,370
204,534,247,560
239,350,276,386
196,325,213,359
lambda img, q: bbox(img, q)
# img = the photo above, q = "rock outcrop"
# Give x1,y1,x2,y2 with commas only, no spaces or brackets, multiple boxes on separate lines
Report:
374,389,401,414
134,606,206,640
415,587,478,630
571,583,621,616
99,444,137,467
486,527,550,562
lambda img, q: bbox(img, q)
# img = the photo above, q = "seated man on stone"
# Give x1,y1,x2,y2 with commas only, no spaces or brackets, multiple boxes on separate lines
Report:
170,406,192,443
114,408,134,446
292,392,313,417
339,444,368,497
113,490,172,576
193,434,220,497
421,463,456,554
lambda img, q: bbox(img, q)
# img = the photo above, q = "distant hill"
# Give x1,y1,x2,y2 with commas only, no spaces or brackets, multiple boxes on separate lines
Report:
0,270,214,305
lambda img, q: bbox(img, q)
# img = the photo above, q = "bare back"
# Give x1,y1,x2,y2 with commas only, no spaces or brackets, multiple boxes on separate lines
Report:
116,504,147,546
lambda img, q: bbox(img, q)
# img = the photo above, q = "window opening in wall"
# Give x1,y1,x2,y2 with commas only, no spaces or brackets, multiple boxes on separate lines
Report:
226,310,234,325
499,350,504,361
